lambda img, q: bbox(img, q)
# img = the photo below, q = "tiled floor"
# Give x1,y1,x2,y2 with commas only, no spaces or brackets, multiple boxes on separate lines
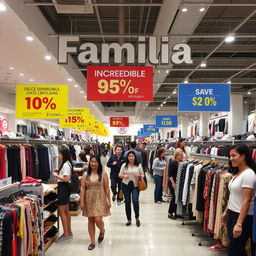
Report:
46,160,227,256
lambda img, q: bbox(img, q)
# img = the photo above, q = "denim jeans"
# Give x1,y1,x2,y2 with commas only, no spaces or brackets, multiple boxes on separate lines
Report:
122,181,140,220
153,174,163,203
110,177,123,201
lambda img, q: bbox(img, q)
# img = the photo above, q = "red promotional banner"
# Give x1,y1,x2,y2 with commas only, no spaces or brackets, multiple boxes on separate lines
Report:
87,66,153,101
110,117,129,127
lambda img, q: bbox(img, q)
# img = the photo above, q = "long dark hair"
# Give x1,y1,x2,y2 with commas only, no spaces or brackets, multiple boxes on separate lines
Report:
125,151,139,169
58,146,73,173
175,138,185,153
228,144,256,174
86,155,103,181
157,149,165,160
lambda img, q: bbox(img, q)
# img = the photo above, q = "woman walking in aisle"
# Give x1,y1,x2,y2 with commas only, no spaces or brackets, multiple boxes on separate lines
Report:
80,155,111,250
168,148,184,219
119,151,144,227
152,149,166,204
52,146,73,242
221,144,256,256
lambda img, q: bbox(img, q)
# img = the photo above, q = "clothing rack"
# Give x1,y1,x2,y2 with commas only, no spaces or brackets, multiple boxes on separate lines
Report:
186,140,256,146
0,182,20,198
0,137,90,145
209,114,228,121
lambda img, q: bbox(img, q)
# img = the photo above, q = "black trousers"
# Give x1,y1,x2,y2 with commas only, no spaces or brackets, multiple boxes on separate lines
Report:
227,210,253,256
168,182,176,215
110,177,123,201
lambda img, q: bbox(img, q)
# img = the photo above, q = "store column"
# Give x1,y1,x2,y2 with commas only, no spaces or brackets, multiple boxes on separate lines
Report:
181,116,189,138
199,112,210,137
228,94,243,135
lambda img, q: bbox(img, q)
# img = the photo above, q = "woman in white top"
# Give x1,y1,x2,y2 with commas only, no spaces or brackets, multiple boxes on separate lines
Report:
52,146,73,242
221,144,256,256
119,151,144,227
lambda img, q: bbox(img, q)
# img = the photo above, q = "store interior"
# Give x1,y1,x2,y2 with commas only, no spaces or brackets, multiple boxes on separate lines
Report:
0,0,256,256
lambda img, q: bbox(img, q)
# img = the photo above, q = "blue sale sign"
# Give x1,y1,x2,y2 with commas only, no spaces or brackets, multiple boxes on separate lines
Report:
178,83,230,112
143,124,159,133
156,116,178,128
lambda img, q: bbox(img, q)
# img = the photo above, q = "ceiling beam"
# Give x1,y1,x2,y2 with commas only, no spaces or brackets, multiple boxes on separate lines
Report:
24,2,163,7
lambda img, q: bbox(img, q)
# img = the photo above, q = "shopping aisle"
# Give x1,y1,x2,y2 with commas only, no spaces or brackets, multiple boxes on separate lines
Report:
46,176,227,256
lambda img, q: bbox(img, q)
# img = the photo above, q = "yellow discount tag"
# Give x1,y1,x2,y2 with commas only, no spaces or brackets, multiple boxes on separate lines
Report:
60,108,89,129
16,85,68,119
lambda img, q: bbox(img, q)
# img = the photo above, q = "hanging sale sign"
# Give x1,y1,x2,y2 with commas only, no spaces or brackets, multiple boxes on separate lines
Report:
156,115,178,128
59,108,89,129
16,85,68,119
178,83,231,112
143,124,159,133
87,66,153,101
110,117,129,127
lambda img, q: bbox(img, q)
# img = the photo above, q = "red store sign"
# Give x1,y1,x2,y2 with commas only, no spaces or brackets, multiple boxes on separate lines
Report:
110,117,129,127
87,66,153,101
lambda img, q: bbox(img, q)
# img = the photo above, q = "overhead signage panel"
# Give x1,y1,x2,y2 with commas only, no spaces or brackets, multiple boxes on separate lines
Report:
110,117,129,127
16,85,68,119
156,115,178,128
87,66,153,101
143,124,159,133
178,83,231,112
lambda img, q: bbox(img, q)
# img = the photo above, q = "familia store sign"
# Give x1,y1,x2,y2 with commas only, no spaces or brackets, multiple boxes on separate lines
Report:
58,36,193,65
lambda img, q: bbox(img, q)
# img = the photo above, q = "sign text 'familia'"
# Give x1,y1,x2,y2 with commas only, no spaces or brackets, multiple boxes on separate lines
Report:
58,36,193,65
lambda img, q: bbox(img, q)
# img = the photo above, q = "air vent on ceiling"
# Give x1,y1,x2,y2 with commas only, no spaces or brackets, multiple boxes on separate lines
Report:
52,0,94,14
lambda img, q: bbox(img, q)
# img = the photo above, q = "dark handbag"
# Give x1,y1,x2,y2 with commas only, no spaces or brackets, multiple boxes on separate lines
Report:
138,177,147,191
67,162,80,193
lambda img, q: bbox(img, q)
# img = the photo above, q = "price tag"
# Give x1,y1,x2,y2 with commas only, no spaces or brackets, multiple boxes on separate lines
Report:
156,116,178,128
16,85,68,119
178,83,230,112
87,66,153,101
59,108,89,129
0,177,12,188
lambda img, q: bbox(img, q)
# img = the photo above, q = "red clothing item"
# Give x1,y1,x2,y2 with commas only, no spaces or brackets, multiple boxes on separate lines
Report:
0,145,6,178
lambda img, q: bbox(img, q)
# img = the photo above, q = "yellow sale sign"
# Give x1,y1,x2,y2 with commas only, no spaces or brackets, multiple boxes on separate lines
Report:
16,85,68,119
60,108,89,129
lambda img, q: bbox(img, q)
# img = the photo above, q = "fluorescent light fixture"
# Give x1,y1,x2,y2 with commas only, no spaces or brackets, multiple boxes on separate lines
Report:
184,79,189,83
157,107,160,110
157,70,160,74
9,67,14,70
44,54,52,60
74,84,78,87
225,33,235,43
166,70,169,74
26,35,34,41
19,73,24,76
227,80,231,84
29,79,34,82
181,7,188,12
247,91,252,95
67,78,73,82
0,3,6,12
172,89,177,94
200,61,207,67
163,101,166,104
199,7,205,12
157,84,160,87
244,101,247,104
80,90,83,94
160,104,163,107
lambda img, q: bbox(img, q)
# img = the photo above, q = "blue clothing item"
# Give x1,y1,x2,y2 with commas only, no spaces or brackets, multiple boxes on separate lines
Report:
123,149,142,164
153,174,163,203
122,181,140,220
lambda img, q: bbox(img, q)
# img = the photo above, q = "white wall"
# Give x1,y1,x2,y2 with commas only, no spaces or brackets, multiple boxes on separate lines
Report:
98,123,144,143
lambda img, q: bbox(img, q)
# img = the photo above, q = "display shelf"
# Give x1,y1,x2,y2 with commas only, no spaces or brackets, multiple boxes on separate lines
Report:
44,222,58,236
44,233,58,252
43,184,58,196
44,199,57,209
69,208,81,216
43,212,57,221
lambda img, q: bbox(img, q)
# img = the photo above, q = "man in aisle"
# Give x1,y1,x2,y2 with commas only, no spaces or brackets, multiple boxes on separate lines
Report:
140,142,148,185
124,141,142,164
107,145,125,204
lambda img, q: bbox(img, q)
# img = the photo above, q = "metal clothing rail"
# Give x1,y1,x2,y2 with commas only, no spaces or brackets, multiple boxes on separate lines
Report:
0,138,90,145
190,153,229,163
186,140,256,146
0,182,20,197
